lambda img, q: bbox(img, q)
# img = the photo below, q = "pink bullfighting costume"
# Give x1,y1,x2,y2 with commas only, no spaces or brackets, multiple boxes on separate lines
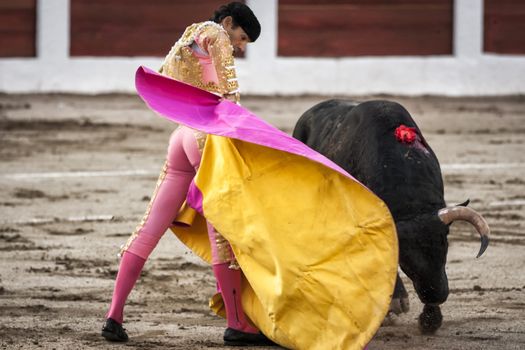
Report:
103,11,269,345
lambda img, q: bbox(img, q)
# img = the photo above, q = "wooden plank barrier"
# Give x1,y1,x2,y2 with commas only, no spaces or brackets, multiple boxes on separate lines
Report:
0,0,36,57
70,0,241,57
484,0,525,54
278,0,453,57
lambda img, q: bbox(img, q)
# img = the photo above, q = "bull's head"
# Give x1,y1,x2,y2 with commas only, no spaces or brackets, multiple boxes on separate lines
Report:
396,202,490,333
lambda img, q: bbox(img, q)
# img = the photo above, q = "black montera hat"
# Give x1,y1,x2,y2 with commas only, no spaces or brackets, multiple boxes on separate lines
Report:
212,2,261,42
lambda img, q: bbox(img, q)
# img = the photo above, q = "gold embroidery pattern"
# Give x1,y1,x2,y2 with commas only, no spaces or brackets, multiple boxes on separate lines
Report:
159,21,240,103
119,161,168,257
213,229,235,268
208,33,239,101
208,223,237,266
193,129,207,154
177,47,222,95
229,258,240,270
215,231,233,264
224,68,236,80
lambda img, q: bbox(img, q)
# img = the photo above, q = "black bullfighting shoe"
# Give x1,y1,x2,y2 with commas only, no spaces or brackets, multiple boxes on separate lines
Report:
101,318,129,342
223,327,277,347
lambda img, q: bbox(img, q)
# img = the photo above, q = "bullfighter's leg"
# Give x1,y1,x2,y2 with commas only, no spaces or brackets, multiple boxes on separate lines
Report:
207,223,260,334
207,224,275,346
103,126,199,341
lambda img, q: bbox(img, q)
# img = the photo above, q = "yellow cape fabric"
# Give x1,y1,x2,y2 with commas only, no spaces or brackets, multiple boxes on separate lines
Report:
171,135,398,350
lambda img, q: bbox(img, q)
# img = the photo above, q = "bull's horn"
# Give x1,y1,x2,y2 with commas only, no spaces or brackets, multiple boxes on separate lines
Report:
438,206,490,258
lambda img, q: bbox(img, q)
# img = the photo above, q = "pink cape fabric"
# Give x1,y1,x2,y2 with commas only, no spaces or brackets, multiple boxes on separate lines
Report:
135,66,360,183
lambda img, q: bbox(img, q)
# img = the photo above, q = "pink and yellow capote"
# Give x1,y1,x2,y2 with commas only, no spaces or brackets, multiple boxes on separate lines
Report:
135,66,398,350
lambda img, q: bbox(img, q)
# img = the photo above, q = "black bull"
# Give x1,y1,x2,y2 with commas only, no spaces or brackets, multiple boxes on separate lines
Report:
292,99,490,333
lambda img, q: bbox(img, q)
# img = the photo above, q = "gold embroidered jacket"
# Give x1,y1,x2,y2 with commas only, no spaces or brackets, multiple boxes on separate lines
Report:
159,21,240,103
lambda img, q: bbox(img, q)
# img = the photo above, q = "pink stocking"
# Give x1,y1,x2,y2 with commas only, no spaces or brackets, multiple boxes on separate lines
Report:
106,251,146,324
105,126,203,324
213,263,259,334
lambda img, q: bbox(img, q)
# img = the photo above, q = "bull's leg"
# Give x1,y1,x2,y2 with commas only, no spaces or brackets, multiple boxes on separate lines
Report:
418,304,443,334
389,273,410,315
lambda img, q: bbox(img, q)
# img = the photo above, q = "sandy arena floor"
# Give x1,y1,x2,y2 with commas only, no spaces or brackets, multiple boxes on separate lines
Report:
0,93,524,349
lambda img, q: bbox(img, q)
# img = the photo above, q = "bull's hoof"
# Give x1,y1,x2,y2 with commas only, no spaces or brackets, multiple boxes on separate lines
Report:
418,304,442,334
389,296,410,315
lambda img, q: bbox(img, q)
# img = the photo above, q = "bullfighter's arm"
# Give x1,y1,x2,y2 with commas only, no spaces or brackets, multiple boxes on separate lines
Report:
201,27,240,104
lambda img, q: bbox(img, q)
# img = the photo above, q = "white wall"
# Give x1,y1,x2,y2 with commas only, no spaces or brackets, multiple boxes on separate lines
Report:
1,0,524,95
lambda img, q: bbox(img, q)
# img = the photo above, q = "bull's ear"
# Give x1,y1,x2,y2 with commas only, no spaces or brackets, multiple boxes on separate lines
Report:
456,199,470,207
